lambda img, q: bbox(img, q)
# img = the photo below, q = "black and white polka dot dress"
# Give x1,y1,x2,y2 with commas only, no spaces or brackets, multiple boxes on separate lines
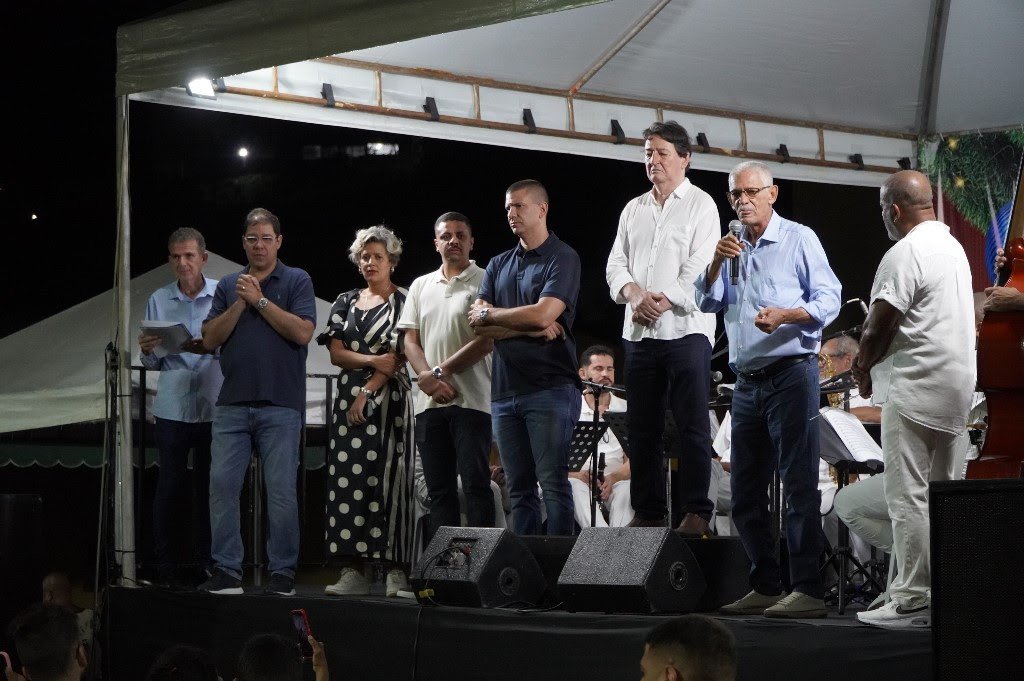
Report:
317,288,415,565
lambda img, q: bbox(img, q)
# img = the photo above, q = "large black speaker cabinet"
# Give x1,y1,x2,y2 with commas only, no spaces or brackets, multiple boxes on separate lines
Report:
931,479,1024,680
410,527,546,608
557,527,706,613
682,535,750,611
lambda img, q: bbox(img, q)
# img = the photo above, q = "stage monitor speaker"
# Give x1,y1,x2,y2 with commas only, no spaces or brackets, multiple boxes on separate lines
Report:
557,527,706,613
932,479,1024,680
410,527,546,608
682,536,750,611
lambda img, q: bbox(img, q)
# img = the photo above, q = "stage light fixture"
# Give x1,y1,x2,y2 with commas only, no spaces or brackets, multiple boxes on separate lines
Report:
185,78,216,99
610,119,626,144
696,132,710,153
849,153,865,170
31,214,38,220
523,109,537,134
897,157,912,170
423,97,440,122
776,144,791,163
321,84,335,107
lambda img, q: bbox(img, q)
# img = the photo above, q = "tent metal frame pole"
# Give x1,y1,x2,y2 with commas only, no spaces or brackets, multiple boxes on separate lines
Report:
220,84,900,174
917,0,951,136
567,0,672,97
317,56,916,142
114,94,137,586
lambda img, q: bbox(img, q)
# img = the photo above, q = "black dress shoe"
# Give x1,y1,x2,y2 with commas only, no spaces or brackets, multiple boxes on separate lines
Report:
626,514,668,528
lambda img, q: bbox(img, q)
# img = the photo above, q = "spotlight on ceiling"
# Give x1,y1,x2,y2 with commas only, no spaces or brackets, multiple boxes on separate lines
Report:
186,78,216,99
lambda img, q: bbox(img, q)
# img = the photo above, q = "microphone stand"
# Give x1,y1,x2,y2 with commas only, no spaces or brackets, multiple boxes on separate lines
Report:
581,380,626,528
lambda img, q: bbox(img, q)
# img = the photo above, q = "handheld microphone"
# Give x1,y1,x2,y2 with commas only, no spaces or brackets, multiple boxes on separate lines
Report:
845,297,869,317
728,220,743,285
711,370,724,383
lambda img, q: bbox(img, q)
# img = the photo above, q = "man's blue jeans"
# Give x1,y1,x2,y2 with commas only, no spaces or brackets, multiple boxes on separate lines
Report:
210,404,302,579
492,384,581,536
730,356,824,598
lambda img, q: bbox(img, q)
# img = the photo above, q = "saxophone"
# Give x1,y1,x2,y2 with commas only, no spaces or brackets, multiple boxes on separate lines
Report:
818,351,853,486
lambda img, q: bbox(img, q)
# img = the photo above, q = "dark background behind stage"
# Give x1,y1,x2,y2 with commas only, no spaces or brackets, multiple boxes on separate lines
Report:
3,2,890,352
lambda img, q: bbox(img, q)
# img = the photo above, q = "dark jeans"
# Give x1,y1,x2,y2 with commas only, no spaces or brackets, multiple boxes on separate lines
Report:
415,405,495,542
152,417,212,569
624,336,713,521
730,355,824,598
492,383,581,536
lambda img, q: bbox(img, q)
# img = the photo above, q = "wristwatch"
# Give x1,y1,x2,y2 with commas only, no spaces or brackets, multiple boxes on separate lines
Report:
360,387,374,397
256,297,269,311
477,307,489,322
432,366,444,379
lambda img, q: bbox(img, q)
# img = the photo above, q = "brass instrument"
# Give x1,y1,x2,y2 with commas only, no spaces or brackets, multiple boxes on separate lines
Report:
819,350,858,486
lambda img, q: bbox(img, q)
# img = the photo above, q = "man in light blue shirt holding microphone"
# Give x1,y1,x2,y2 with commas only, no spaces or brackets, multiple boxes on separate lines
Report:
696,161,841,619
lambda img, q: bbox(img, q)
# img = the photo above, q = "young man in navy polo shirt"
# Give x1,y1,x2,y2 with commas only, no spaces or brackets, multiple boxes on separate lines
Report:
469,179,582,536
199,207,317,596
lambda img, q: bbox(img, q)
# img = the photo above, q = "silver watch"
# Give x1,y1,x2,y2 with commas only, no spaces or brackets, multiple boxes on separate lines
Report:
256,297,269,311
477,307,490,322
432,366,444,379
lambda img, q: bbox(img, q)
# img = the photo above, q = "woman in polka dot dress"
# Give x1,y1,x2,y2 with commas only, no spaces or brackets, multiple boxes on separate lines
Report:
318,226,416,597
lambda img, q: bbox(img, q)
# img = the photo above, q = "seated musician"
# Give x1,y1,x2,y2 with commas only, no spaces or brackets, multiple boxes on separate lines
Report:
568,345,634,528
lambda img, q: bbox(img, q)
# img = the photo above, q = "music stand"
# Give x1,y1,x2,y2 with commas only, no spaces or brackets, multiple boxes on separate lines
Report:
567,420,610,527
818,413,886,614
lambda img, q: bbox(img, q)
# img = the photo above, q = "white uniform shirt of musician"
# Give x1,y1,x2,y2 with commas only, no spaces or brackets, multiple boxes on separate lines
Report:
569,393,634,527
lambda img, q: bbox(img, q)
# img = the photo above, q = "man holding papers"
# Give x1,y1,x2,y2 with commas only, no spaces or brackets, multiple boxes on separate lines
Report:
139,227,223,588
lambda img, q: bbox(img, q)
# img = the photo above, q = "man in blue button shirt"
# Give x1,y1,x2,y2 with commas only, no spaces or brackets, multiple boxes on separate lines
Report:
469,179,582,536
139,227,223,588
198,208,317,596
696,161,841,619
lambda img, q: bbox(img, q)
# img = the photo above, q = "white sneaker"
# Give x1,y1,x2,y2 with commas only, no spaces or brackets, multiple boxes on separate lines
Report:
856,600,930,629
385,569,410,597
324,567,369,596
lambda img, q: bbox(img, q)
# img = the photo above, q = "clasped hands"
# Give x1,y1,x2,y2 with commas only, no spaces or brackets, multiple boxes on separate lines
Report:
628,288,671,327
569,469,623,501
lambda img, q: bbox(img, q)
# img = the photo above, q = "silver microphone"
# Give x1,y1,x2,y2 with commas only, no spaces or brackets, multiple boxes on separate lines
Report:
728,220,743,285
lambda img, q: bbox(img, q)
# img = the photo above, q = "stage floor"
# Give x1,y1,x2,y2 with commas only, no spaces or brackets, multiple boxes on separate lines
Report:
106,584,931,681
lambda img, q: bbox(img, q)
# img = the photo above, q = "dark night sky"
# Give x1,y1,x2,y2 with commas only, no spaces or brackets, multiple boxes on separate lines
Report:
3,2,894,367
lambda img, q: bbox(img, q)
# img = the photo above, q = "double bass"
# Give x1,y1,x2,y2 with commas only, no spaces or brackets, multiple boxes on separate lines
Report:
971,156,1024,479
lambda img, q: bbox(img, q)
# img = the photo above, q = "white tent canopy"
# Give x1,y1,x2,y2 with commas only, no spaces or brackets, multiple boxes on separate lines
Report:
0,252,337,434
122,0,1024,187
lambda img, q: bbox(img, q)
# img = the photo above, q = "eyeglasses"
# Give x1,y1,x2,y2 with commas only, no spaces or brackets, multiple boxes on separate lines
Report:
727,185,772,202
244,235,277,245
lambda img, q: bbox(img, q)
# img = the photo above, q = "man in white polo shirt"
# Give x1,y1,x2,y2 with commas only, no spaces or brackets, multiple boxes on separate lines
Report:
399,212,495,542
852,170,974,629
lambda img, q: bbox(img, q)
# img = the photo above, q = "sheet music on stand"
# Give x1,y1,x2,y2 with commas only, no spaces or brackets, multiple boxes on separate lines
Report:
602,410,682,459
819,407,883,468
566,421,610,472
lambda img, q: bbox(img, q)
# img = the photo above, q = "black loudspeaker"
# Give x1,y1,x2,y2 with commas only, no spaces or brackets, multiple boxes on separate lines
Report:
931,479,1024,680
410,527,546,608
558,527,706,613
682,536,750,611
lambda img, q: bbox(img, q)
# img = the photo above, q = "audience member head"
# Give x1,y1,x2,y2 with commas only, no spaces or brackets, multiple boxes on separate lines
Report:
40,573,73,609
147,645,220,681
8,603,86,681
640,614,737,681
234,634,301,681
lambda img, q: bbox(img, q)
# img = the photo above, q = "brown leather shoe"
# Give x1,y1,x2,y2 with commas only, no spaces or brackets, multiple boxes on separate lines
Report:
626,514,667,528
675,513,711,538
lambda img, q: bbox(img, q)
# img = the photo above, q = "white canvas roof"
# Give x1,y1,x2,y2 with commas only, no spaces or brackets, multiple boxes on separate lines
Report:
0,253,337,434
120,0,1024,187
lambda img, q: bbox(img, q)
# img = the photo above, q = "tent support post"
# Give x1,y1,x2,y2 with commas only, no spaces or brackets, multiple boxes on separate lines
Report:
113,94,137,586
